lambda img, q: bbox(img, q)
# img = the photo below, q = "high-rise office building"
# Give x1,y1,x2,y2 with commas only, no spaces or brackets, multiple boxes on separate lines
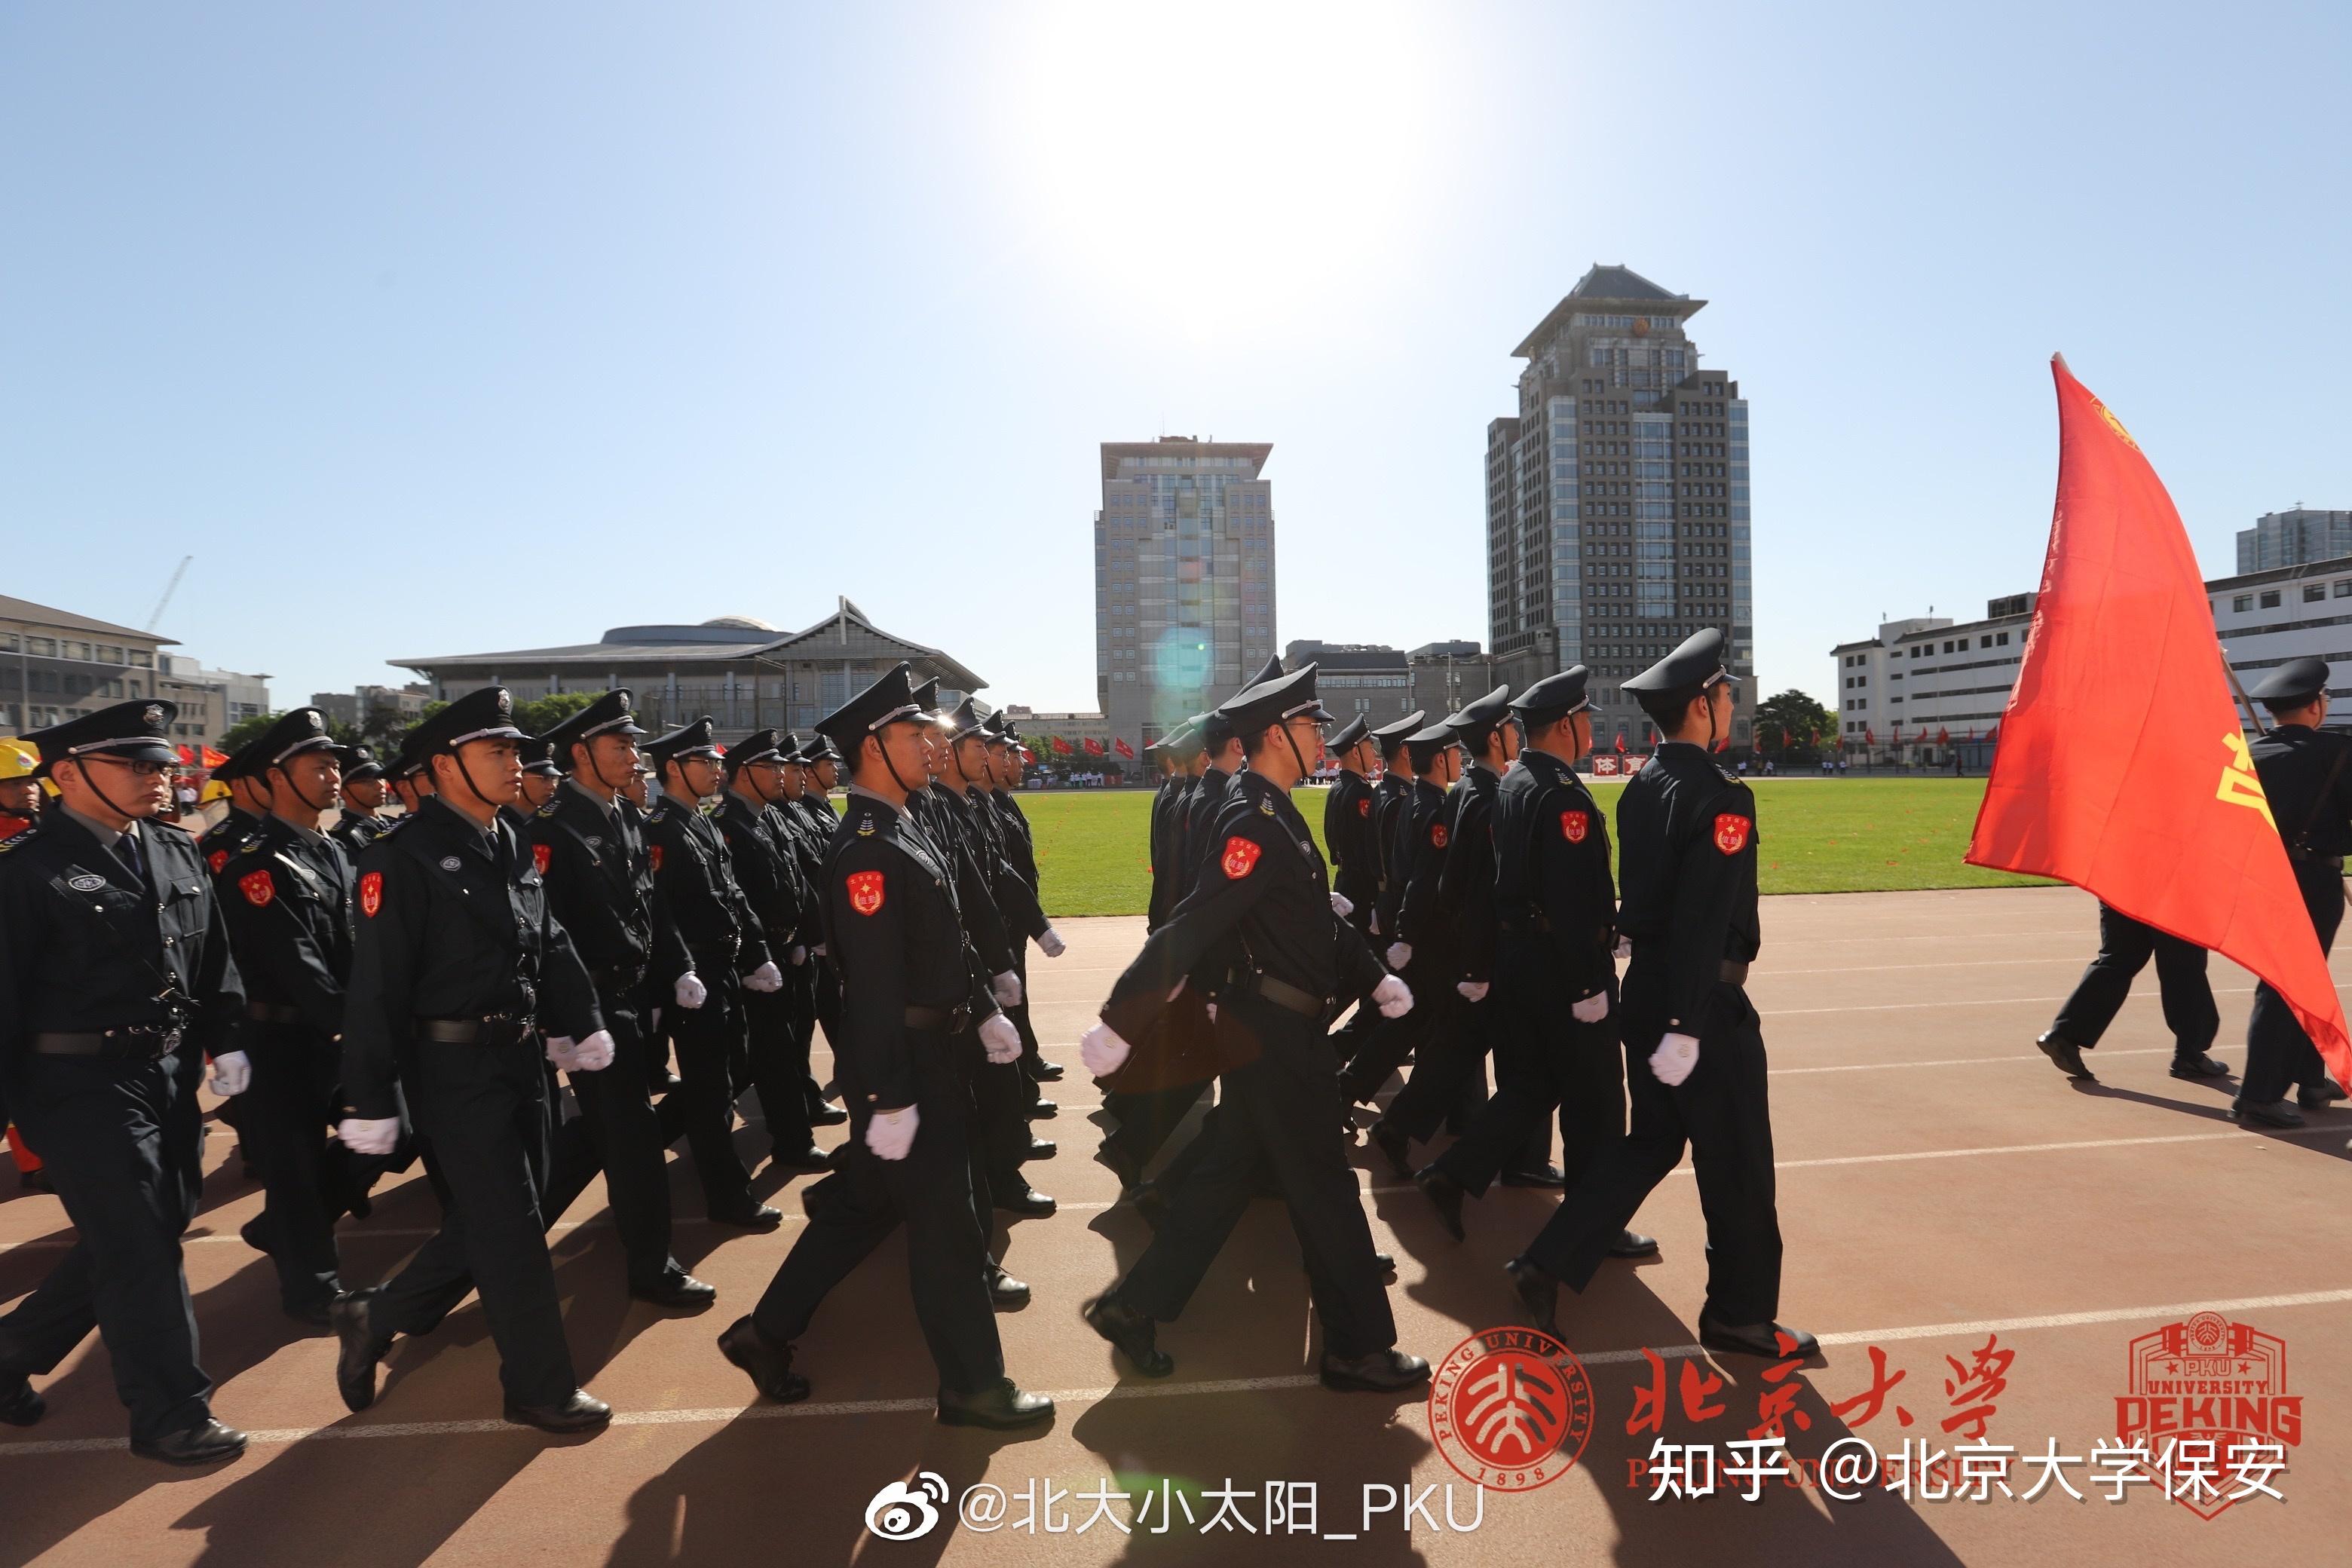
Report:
1485,265,1754,746
2237,507,2352,574
1095,437,1278,752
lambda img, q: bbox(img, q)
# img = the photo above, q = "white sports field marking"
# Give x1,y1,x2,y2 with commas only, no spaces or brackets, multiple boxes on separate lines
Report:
5,1288,2345,1456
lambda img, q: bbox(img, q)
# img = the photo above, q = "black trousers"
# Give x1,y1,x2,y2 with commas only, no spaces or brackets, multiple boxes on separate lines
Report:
1340,956,1491,1129
1101,1079,1212,1180
2240,862,2346,1106
1437,954,1625,1197
370,1038,577,1407
1119,998,1397,1358
752,1053,1003,1395
1523,970,1781,1326
2050,902,2219,1055
539,998,683,1288
0,1047,212,1442
786,961,831,1117
743,972,816,1156
244,1023,351,1312
658,971,754,1216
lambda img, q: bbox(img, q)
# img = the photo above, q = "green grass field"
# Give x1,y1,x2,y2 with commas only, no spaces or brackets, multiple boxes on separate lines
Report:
1013,776,2053,916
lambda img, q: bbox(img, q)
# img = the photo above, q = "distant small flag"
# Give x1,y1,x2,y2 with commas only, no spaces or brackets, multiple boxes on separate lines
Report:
201,746,228,767
1052,736,1073,756
1084,737,1105,756
1937,726,1952,746
1614,732,1627,755
177,744,196,766
1113,737,1135,759
1866,726,1876,746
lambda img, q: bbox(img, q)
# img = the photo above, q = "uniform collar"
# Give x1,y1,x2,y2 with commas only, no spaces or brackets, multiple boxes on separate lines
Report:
57,801,140,848
846,782,911,822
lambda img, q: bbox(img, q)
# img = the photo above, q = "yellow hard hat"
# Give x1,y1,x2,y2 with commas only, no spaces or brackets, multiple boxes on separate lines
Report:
0,739,37,782
201,779,232,805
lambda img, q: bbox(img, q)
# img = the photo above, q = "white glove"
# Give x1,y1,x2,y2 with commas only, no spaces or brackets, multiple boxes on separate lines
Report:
864,1105,919,1161
338,1116,401,1156
675,972,708,1010
570,1029,615,1072
545,1034,580,1070
1330,892,1354,918
742,961,783,994
991,970,1024,1007
1614,935,1633,960
1080,1021,1132,1077
1649,1031,1700,1087
788,944,807,966
978,1011,1022,1064
1571,991,1610,1024
1456,980,1490,1003
1386,942,1413,970
1372,975,1413,1018
1369,911,1382,936
1038,926,1066,958
207,1050,252,1096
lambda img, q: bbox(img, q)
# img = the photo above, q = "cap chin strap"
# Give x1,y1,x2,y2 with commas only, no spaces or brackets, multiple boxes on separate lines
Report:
448,746,505,814
580,740,628,797
874,734,922,798
1279,723,1313,789
74,759,145,826
274,765,332,819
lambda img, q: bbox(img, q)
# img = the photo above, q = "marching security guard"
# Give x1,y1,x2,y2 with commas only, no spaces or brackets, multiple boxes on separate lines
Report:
329,687,618,1432
0,700,253,1462
789,735,847,1060
1143,729,1190,932
2234,657,2352,1125
219,708,366,1324
197,744,269,877
1079,665,1425,1391
1373,687,1545,1180
2035,903,2223,1083
331,744,395,853
1365,710,1425,936
1343,720,1460,1115
1505,630,1812,1359
715,727,828,1173
516,737,562,817
718,664,1052,1429
643,715,786,1230
1322,715,1379,937
525,690,715,1308
978,710,1067,1098
1417,671,1656,1256
772,736,848,1129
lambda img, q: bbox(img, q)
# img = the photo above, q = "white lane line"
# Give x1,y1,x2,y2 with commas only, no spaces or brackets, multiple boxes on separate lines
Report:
1761,983,2311,1016
7,1288,2346,1456
1769,1046,2170,1075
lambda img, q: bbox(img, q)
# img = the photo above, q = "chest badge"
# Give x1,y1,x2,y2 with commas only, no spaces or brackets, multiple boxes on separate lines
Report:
439,856,462,871
67,871,106,893
1561,810,1588,844
531,843,553,875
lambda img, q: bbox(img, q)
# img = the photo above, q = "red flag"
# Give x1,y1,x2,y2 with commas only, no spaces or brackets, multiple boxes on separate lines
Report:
201,746,228,767
177,744,196,766
1937,726,1951,746
1968,357,2349,1090
1865,726,1876,746
1891,722,1902,745
1613,732,1626,755
1084,737,1105,756
1113,737,1135,760
1019,745,1036,764
1052,736,1073,756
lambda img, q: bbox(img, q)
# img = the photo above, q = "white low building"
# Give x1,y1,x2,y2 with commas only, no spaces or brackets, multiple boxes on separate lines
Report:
1833,556,2352,763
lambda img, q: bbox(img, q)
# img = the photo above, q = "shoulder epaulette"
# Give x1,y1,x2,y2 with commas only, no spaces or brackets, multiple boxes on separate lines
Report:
648,804,672,824
535,800,559,819
0,828,35,854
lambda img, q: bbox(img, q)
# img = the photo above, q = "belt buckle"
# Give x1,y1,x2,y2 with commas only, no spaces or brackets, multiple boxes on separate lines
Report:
157,1028,183,1058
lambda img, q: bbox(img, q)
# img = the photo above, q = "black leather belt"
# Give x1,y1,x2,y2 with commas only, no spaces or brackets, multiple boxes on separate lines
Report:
245,1002,306,1024
904,1003,972,1032
416,1015,535,1045
1244,972,1328,1018
588,963,648,991
2291,852,2345,872
30,1027,182,1060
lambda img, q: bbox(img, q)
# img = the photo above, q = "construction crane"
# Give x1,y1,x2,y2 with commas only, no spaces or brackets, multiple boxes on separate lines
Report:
146,555,192,631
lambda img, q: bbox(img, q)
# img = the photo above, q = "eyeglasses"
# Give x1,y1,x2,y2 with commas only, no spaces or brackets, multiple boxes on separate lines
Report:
84,756,175,778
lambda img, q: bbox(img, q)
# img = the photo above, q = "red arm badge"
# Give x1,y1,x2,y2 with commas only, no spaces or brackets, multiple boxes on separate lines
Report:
359,870,383,917
238,868,274,908
847,869,886,915
1713,813,1752,856
1220,835,1261,880
1561,810,1588,844
531,842,552,875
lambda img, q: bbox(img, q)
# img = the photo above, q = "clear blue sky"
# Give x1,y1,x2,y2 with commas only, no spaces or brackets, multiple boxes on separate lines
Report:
5,2,2347,715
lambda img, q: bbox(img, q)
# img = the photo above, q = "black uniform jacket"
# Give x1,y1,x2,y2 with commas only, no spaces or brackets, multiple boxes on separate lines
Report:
340,798,602,1119
220,815,354,1036
1493,749,1617,1000
1614,742,1761,1037
643,796,771,979
1434,762,1504,984
0,812,245,1070
1324,768,1379,915
523,783,691,990
819,790,997,1113
715,789,814,955
1101,770,1385,1053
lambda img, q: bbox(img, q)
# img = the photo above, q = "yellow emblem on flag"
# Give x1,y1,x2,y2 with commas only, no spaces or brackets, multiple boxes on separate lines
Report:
2095,400,2139,451
2216,731,2275,830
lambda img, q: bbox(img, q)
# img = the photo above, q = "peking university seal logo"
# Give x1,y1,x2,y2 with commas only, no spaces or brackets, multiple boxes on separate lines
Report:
2117,1312,2299,1519
1429,1325,1594,1492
